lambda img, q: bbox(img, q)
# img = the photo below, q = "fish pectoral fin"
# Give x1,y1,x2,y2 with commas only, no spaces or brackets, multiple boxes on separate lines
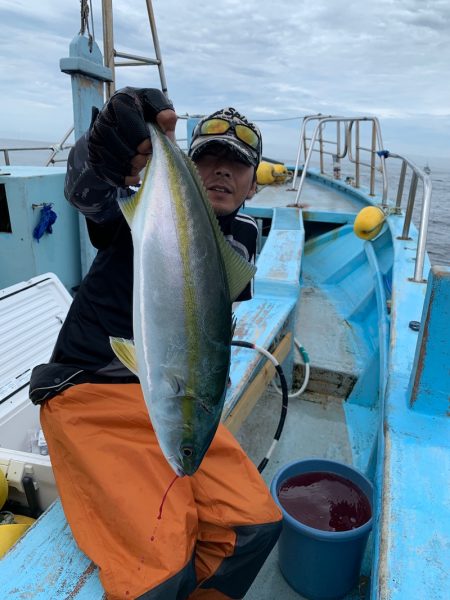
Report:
162,369,183,394
167,375,181,394
109,337,138,375
116,157,151,227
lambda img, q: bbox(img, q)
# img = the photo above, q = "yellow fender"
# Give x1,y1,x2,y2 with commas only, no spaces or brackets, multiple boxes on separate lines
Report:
353,206,386,240
0,470,7,510
272,163,289,182
0,516,35,558
257,161,289,185
0,470,35,557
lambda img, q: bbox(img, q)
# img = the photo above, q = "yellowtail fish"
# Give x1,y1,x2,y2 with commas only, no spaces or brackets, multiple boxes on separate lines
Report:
110,123,256,476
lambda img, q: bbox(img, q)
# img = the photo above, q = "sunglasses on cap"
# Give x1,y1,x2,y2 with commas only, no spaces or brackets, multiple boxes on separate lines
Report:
199,118,260,152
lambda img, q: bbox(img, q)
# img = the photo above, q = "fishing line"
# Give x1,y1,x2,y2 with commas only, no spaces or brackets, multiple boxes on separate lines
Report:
231,340,288,473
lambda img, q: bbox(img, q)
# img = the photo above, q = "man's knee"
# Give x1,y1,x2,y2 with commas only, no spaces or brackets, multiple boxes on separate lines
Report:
199,520,282,598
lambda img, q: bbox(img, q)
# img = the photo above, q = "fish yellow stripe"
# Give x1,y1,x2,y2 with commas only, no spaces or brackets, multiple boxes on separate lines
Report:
165,139,200,427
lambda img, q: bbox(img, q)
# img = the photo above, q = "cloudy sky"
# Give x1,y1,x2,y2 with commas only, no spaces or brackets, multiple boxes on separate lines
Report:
1,0,449,164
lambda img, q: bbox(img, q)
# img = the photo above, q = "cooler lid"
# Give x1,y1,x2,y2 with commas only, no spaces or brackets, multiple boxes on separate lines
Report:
0,273,72,405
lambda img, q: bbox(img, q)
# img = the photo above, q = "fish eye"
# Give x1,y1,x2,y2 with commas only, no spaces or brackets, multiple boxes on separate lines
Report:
181,445,193,458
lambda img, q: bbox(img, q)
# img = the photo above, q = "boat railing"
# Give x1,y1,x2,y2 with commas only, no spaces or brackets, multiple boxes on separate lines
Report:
388,152,432,282
291,115,389,205
290,115,432,282
44,126,74,166
0,126,74,167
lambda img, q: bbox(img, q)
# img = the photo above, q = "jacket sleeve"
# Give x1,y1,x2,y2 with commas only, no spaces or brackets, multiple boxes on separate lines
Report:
64,132,132,224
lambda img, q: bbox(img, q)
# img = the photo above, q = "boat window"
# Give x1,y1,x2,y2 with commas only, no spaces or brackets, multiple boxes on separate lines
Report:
0,184,12,233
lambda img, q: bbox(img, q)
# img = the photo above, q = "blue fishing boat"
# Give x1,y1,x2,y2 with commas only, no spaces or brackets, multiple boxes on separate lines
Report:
0,2,448,598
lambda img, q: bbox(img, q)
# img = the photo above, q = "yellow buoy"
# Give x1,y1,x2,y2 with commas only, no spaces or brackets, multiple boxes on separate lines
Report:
256,161,289,185
0,516,35,558
256,161,275,185
0,469,7,510
0,470,35,557
272,163,289,183
353,206,386,240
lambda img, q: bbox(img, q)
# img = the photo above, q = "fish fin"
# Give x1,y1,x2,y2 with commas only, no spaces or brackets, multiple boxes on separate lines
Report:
109,337,139,375
116,157,152,227
213,224,257,301
177,151,257,301
117,190,141,227
158,363,184,395
166,373,182,394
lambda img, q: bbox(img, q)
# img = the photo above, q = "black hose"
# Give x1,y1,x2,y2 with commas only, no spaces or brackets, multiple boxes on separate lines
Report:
231,340,289,473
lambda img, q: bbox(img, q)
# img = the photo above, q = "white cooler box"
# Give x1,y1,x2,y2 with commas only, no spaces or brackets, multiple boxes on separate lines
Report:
0,273,72,511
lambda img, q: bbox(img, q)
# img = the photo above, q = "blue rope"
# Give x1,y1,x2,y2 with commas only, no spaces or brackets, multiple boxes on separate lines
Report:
377,150,390,158
33,204,57,242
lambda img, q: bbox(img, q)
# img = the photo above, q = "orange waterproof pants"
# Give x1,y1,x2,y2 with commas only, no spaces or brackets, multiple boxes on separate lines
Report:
41,384,282,600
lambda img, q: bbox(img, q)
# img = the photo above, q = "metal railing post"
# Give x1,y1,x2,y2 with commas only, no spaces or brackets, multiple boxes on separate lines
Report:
333,122,341,179
319,124,324,174
355,121,360,188
294,120,325,205
414,181,432,282
400,172,418,240
291,118,308,190
395,161,407,214
303,131,308,168
291,114,322,190
369,122,376,196
46,126,75,166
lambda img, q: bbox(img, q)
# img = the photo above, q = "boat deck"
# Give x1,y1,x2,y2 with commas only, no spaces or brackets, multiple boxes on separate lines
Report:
294,275,359,397
236,265,370,598
236,389,369,600
251,176,362,214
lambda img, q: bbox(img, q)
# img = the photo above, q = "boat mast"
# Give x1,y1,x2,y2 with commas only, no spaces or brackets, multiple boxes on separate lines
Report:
101,0,169,100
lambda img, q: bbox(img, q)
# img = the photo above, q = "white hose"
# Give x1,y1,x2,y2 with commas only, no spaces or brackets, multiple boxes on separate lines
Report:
271,338,310,398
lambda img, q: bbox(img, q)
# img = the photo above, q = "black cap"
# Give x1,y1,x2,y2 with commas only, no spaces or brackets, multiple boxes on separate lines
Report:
188,107,262,167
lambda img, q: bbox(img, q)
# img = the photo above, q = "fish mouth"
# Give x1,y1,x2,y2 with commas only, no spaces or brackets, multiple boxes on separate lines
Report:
174,465,186,478
165,453,188,478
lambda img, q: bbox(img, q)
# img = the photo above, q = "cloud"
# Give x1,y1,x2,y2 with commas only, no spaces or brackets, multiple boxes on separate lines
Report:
0,0,448,159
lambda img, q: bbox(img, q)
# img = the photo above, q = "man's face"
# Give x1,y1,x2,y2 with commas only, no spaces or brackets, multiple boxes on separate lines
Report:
194,146,257,216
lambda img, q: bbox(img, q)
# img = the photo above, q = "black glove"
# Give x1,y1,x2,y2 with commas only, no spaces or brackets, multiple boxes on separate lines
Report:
88,87,174,187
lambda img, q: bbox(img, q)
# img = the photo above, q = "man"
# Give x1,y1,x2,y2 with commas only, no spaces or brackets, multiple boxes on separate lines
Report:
30,88,281,600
